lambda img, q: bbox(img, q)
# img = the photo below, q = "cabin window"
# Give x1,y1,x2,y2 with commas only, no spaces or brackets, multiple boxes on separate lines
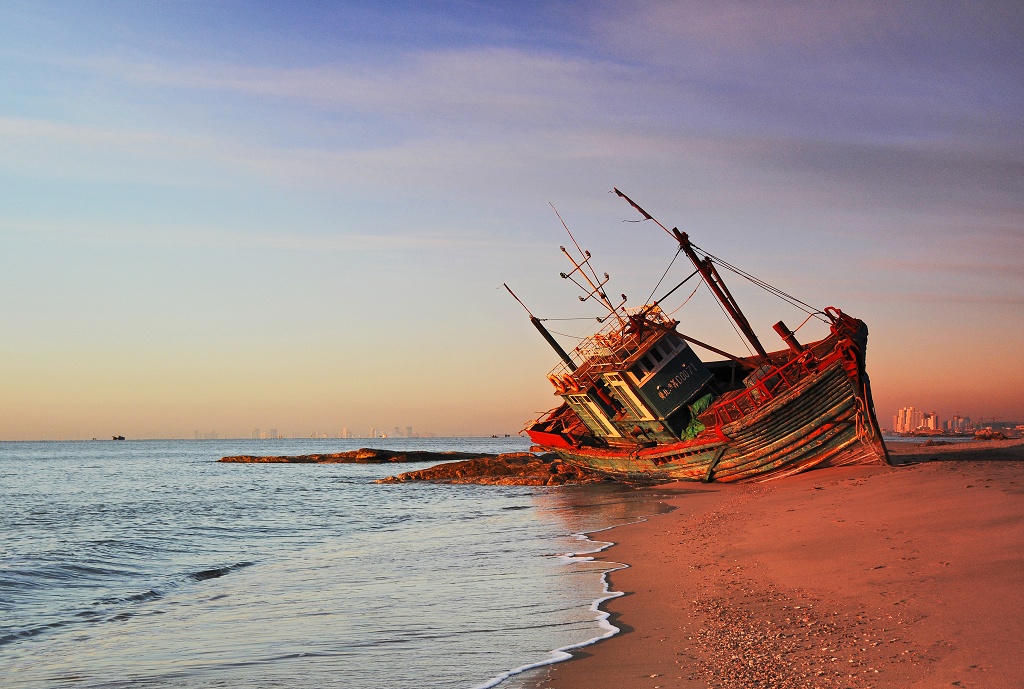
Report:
567,394,620,436
634,337,683,385
603,373,655,421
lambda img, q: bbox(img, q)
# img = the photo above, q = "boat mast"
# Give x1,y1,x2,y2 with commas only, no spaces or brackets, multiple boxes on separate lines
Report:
548,204,628,328
503,284,578,371
558,247,626,328
613,188,769,359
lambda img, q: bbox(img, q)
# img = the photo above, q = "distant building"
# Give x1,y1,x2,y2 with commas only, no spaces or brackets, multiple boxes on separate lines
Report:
893,406,918,433
893,406,931,433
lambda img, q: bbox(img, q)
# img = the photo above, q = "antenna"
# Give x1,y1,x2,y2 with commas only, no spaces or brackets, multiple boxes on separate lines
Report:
550,205,627,326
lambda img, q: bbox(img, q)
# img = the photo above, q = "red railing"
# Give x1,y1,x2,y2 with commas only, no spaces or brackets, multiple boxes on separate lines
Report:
699,352,822,428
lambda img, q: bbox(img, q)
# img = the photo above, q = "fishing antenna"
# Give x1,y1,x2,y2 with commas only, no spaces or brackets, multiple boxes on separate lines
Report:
549,204,627,326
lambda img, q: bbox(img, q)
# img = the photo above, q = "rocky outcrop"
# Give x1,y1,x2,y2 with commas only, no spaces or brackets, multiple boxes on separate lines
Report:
219,448,497,464
219,448,608,485
375,452,609,486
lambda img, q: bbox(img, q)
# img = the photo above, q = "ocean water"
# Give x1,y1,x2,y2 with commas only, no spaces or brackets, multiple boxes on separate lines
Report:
0,438,660,688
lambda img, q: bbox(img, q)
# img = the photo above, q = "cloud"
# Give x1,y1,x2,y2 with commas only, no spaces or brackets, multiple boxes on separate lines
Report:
3,10,1020,253
595,0,894,54
86,47,638,130
0,214,507,253
589,0,1024,144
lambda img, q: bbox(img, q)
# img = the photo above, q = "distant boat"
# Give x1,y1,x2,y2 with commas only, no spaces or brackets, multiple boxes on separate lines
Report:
510,189,890,483
112,435,125,441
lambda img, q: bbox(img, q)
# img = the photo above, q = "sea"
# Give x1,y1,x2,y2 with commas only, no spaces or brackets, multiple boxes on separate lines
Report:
0,438,664,688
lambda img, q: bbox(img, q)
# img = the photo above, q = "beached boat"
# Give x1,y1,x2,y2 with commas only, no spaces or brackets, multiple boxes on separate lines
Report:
511,190,890,483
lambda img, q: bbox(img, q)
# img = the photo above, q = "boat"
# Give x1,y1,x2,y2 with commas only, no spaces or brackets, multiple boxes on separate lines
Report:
511,189,890,483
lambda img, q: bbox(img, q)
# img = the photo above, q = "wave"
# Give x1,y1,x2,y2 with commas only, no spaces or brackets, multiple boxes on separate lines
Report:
189,561,254,581
472,519,644,689
0,561,257,649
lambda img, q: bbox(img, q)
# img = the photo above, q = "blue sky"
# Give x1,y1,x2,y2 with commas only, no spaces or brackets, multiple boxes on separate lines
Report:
1,1,1021,439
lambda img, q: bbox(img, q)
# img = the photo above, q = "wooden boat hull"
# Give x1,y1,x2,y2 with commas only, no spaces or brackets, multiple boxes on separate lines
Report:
537,320,889,483
519,191,889,484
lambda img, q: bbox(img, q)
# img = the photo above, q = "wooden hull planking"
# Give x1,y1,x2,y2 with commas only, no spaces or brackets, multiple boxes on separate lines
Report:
516,191,889,484
543,330,889,483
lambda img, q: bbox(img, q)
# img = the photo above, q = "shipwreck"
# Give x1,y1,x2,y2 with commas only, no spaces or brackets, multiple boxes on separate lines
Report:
510,189,890,483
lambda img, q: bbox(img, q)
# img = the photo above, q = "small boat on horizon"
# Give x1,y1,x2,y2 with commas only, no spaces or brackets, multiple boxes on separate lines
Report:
508,189,890,483
112,435,125,441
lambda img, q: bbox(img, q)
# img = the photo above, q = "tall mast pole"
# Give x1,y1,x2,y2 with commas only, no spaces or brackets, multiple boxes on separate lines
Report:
613,188,768,359
503,284,578,371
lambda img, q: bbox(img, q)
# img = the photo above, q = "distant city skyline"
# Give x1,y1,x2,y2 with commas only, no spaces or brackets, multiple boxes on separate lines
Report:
890,404,1021,434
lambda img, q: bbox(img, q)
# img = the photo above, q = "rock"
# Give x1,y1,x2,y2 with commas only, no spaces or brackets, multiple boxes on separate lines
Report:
219,448,608,485
375,452,609,486
219,448,500,464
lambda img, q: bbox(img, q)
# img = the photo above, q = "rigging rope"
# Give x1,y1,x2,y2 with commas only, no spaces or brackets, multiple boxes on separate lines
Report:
791,311,820,333
644,247,683,306
691,244,829,323
665,279,705,317
539,316,605,322
546,329,589,340
711,287,756,358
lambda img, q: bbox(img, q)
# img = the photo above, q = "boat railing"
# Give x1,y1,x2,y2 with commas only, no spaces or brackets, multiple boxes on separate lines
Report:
700,352,820,427
547,305,672,381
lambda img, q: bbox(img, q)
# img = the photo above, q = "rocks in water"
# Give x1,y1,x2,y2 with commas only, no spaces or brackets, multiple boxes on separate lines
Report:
219,448,496,464
375,452,608,486
219,447,608,485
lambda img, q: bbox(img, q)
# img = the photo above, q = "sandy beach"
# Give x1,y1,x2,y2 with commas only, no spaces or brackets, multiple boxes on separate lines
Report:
524,438,1024,689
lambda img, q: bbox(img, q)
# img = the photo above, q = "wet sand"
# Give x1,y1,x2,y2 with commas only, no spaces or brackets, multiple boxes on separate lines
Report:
523,438,1024,689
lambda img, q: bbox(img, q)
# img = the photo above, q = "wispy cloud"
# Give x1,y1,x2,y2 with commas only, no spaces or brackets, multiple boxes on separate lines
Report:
85,48,638,129
0,214,540,253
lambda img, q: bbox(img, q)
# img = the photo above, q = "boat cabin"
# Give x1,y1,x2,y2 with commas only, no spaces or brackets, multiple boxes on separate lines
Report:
548,306,716,444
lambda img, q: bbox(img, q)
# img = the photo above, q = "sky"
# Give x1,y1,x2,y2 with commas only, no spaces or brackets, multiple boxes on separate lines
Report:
1,0,1021,439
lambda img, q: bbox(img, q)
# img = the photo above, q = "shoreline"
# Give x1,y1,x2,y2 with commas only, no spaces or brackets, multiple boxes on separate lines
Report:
518,438,1024,688
477,525,632,689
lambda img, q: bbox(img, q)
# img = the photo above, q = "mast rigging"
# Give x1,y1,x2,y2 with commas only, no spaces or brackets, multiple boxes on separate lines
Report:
613,188,769,359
